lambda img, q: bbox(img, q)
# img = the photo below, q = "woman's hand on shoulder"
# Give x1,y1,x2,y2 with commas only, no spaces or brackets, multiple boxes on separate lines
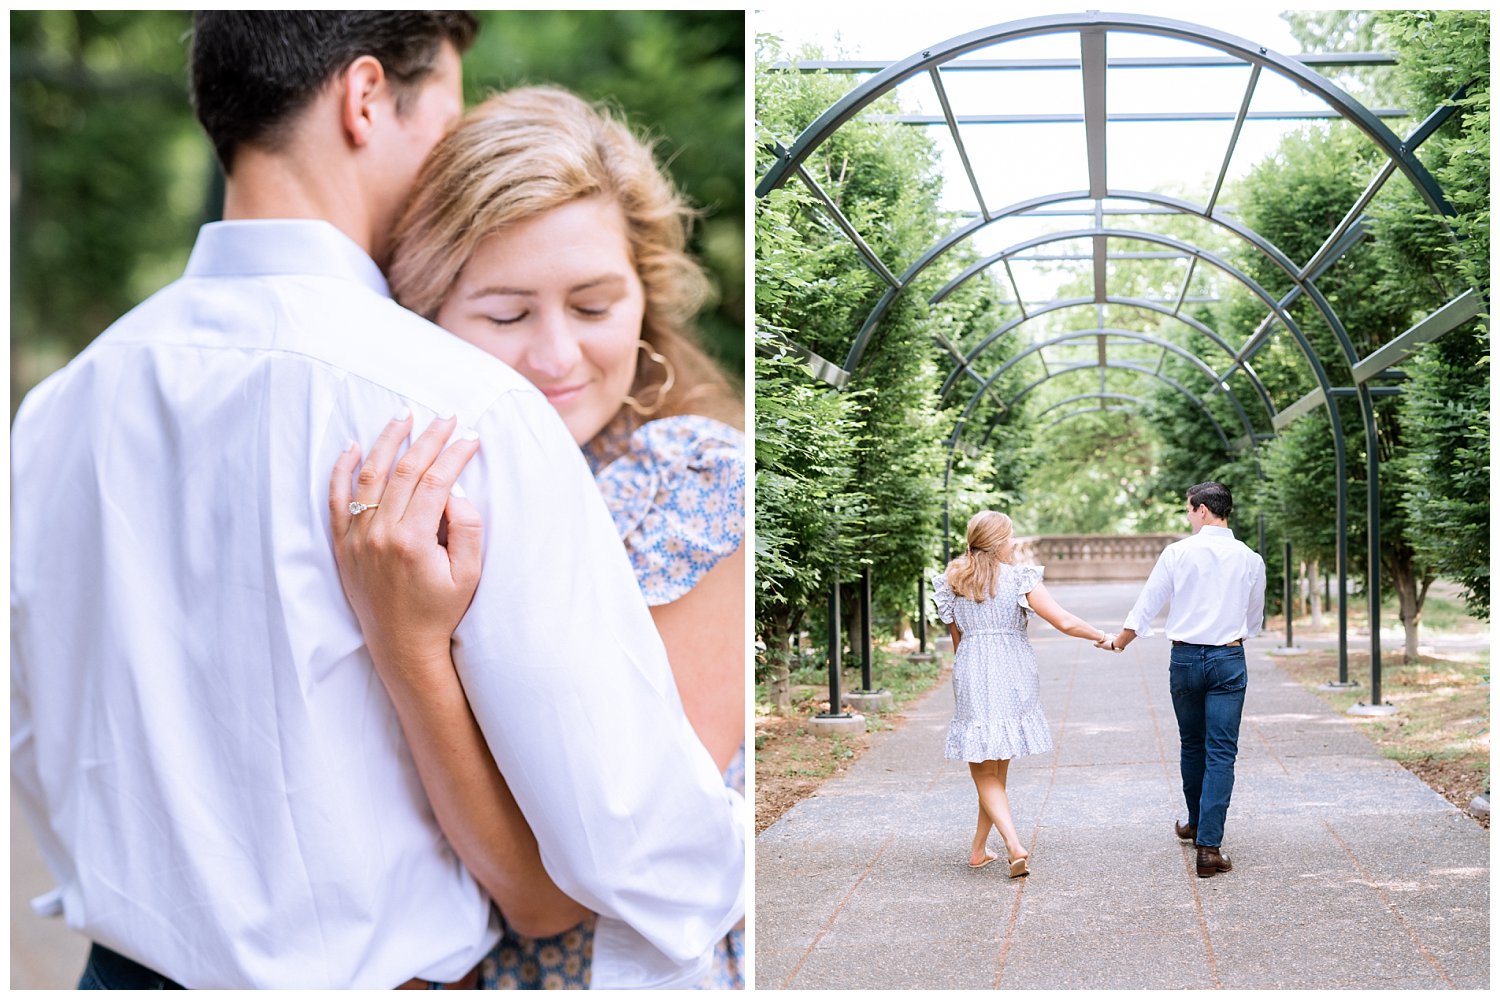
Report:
329,411,483,675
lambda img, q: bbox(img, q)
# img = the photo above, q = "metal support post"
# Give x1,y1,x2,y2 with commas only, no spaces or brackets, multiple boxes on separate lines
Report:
818,582,850,719
1365,400,1387,708
859,567,873,692
918,575,928,653
1274,541,1305,657
1348,405,1394,715
1284,542,1294,649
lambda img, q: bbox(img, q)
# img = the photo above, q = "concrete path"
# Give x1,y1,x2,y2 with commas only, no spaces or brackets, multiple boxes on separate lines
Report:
754,583,1489,990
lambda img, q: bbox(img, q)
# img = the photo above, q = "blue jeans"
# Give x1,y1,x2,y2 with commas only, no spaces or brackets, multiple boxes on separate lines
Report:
78,944,184,990
1168,643,1247,848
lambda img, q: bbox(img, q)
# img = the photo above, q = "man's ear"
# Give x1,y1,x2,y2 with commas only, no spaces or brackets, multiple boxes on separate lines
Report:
339,55,387,148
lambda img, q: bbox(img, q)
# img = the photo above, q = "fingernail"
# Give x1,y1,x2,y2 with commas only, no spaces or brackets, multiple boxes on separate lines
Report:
345,439,358,453
459,426,478,441
451,482,467,499
393,405,411,421
439,408,457,421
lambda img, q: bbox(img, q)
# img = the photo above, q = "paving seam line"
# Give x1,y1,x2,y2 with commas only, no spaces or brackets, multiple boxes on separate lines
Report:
1179,840,1225,988
1321,818,1458,989
779,831,895,989
992,650,1077,988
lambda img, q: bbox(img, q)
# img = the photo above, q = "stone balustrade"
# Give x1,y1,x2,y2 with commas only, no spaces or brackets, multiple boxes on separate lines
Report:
1012,533,1184,581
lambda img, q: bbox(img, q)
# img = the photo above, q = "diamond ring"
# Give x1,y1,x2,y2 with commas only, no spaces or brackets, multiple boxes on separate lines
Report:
348,501,380,516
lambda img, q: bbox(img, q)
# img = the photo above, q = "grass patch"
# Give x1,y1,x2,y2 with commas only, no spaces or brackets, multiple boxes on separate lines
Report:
755,645,949,834
1270,645,1489,826
1272,581,1486,636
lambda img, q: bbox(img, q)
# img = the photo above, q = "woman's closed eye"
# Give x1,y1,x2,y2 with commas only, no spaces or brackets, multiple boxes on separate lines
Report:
485,311,528,326
572,300,615,318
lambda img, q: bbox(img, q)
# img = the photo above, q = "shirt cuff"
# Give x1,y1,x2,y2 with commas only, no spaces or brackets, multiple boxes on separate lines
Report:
1122,615,1154,638
30,887,63,918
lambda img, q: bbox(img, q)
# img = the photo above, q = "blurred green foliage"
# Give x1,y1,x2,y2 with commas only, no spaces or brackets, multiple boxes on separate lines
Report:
10,10,745,415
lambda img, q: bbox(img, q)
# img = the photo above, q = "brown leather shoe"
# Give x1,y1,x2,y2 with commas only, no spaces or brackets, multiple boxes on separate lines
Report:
1196,846,1232,878
1174,820,1197,841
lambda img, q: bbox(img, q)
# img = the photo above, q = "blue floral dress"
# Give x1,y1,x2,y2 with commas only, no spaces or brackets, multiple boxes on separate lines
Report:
476,414,746,990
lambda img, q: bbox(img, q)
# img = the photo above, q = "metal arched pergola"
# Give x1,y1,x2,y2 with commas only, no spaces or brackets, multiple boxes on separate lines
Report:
758,11,1482,700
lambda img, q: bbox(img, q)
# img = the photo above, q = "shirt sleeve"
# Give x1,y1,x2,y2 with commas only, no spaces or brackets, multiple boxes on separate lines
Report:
1122,547,1176,638
450,390,744,969
930,571,955,624
593,417,745,606
10,612,69,919
1247,552,1267,636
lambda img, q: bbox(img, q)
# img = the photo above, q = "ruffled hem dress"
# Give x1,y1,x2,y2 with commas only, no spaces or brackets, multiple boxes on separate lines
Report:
475,413,747,991
931,563,1055,762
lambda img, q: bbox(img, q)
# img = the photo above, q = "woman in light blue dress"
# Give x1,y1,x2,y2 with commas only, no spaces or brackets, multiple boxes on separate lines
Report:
933,511,1111,878
328,88,744,987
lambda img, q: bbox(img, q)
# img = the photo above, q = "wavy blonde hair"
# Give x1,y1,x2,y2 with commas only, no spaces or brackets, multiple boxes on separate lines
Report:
944,511,1017,602
386,85,740,431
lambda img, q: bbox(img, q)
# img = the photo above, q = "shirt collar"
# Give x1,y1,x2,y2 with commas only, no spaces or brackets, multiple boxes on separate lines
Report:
1199,525,1234,538
184,220,391,298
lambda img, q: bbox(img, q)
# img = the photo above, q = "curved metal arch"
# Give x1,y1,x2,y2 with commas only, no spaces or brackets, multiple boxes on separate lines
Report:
944,226,1306,371
932,191,1307,305
756,12,1452,214
1013,364,1234,452
940,228,1346,440
755,12,1450,684
843,184,1375,387
942,297,1276,425
1042,403,1145,433
929,192,1384,409
945,329,1261,447
930,219,1380,673
929,217,1377,672
944,237,1355,620
1037,392,1141,417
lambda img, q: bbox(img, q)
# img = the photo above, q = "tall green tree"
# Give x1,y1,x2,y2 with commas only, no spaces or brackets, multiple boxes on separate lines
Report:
753,340,866,708
755,41,1022,676
1373,9,1489,619
1227,120,1447,659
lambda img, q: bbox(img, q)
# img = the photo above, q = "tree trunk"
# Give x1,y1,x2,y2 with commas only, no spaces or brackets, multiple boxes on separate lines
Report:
1308,558,1323,628
842,581,863,669
1385,547,1431,664
766,610,796,713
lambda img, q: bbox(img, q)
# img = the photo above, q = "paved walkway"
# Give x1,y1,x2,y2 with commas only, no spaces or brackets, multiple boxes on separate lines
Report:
755,583,1489,989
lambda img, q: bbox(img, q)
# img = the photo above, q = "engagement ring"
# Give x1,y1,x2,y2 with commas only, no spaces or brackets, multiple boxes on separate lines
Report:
348,501,380,516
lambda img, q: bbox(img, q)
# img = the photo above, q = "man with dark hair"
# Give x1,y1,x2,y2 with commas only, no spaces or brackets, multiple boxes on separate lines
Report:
12,12,743,989
1098,481,1266,878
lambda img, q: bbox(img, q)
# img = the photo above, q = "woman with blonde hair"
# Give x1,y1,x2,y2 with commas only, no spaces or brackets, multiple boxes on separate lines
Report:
932,511,1111,877
328,87,743,987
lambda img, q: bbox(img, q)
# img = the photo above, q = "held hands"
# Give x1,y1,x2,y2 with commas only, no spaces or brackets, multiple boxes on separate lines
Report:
329,410,484,674
1094,632,1122,652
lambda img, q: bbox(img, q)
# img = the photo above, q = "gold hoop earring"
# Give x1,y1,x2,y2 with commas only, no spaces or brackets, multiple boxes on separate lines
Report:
622,340,676,417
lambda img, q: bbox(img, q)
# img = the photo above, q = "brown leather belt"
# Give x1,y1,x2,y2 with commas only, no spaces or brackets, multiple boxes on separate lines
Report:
1172,639,1243,647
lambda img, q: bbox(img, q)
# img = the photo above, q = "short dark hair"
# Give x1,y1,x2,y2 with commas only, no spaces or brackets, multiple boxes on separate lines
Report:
190,12,479,172
1187,481,1233,520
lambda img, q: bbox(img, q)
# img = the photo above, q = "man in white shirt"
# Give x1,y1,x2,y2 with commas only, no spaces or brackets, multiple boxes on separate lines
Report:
11,12,743,989
1100,481,1266,878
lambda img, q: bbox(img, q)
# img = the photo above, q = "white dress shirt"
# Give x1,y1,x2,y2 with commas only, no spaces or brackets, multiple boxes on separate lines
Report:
1121,526,1267,645
11,220,745,989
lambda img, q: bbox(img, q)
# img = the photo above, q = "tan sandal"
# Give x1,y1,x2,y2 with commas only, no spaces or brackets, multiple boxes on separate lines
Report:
1007,854,1030,878
968,850,999,870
